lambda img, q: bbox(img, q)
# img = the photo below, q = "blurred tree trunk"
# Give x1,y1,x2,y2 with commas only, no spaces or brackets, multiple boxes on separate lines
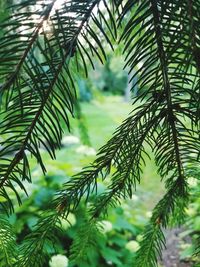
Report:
124,70,138,102
124,73,132,102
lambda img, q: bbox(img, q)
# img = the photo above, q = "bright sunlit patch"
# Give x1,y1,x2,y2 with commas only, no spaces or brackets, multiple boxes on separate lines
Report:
41,0,106,35
42,19,52,34
44,0,68,13
52,0,67,11
40,0,69,34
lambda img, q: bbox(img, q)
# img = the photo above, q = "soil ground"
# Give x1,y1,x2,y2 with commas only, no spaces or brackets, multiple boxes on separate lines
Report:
160,228,192,267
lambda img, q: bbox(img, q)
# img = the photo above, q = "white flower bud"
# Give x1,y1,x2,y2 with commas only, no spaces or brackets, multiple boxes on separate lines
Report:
125,240,140,252
49,254,69,267
62,135,80,146
98,220,113,234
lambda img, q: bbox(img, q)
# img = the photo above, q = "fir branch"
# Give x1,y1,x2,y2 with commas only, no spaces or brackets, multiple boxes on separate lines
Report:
69,218,102,264
0,1,56,93
136,224,165,267
89,109,166,219
135,176,188,266
55,99,158,214
17,214,60,267
150,0,184,179
0,0,107,211
55,2,200,264
0,1,200,266
194,240,200,259
0,218,17,267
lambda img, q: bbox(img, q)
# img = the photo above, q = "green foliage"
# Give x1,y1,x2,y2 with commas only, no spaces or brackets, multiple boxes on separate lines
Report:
1,158,145,267
17,214,60,267
0,0,117,211
179,166,200,265
136,224,165,267
69,218,102,265
0,0,200,266
91,55,128,95
0,218,17,267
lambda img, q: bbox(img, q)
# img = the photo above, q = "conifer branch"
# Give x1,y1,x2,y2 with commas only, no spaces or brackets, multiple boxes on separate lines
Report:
0,0,106,211
150,0,184,180
0,218,17,267
0,1,56,93
0,0,98,186
0,1,199,266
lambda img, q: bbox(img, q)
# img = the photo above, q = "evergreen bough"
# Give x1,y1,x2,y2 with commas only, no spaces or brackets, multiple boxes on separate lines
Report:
0,0,199,266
